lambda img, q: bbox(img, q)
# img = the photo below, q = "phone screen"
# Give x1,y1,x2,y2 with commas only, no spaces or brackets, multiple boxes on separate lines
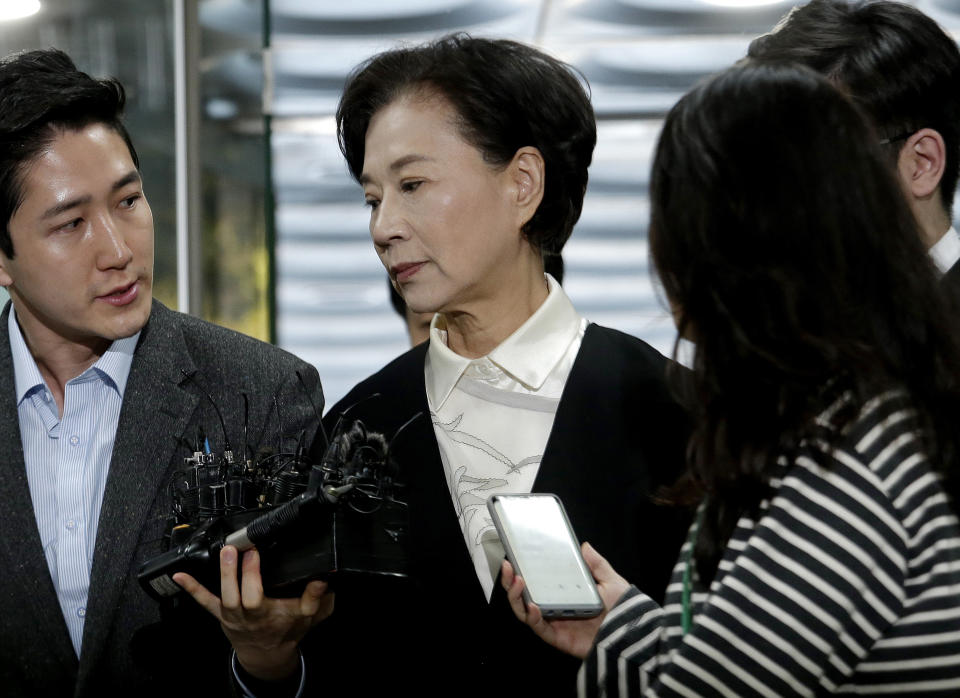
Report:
490,494,601,615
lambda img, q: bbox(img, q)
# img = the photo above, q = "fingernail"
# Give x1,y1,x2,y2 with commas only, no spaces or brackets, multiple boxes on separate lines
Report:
222,546,236,564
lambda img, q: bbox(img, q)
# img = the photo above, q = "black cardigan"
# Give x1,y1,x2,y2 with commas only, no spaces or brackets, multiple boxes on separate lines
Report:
309,324,691,697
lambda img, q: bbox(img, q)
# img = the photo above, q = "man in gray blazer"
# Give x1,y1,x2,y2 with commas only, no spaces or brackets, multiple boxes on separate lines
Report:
0,49,330,695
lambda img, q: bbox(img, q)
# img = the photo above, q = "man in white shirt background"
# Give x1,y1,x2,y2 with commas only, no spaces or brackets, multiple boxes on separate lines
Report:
749,0,960,290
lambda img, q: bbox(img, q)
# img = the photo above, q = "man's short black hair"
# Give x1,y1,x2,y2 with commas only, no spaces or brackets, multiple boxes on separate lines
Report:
0,48,139,258
336,33,596,255
749,0,960,217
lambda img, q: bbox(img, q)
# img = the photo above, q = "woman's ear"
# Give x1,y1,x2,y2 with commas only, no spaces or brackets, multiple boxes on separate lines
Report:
509,146,545,228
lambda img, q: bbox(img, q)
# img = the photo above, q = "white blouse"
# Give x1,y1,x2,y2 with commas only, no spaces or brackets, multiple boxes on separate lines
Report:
425,274,587,599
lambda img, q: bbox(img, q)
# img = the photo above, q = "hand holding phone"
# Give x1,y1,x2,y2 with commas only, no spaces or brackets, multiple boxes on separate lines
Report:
501,540,631,659
488,493,603,618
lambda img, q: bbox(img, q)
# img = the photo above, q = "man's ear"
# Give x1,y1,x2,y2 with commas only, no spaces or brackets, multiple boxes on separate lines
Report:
508,146,545,228
0,243,14,289
899,128,946,200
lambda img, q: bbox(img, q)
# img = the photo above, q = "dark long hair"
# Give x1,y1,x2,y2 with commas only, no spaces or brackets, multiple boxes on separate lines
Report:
650,60,960,581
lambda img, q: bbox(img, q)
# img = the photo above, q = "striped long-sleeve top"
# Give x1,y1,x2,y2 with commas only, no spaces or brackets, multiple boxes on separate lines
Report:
582,388,960,697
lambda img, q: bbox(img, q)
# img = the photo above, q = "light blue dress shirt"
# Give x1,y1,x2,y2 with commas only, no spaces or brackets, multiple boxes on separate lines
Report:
10,309,138,657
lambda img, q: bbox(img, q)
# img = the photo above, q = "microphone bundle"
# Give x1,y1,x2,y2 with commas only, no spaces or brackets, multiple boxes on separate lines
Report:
137,383,414,602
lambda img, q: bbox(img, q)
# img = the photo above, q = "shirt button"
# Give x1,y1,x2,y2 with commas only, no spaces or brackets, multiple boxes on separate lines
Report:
65,519,77,531
69,435,80,446
77,607,86,618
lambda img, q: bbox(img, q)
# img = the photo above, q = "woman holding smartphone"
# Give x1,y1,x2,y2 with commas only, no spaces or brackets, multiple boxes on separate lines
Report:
505,60,960,696
315,34,690,696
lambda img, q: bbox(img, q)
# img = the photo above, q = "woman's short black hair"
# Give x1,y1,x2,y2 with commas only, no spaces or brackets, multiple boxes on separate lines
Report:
336,33,596,255
0,48,138,259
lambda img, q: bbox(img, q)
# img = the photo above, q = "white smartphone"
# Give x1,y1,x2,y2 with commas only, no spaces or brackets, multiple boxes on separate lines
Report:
487,493,603,618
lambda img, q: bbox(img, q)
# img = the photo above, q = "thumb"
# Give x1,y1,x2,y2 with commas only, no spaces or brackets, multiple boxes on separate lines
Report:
299,579,330,616
581,542,616,582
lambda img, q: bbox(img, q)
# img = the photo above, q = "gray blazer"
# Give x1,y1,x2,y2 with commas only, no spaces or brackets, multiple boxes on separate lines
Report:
0,300,323,697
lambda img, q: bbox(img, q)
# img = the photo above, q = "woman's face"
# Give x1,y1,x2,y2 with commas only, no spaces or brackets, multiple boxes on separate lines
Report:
360,93,530,316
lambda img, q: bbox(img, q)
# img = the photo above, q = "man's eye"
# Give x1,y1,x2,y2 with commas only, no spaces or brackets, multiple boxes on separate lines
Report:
401,180,422,193
364,198,380,210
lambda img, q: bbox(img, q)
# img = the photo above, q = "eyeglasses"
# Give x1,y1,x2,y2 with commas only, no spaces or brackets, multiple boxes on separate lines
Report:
879,130,916,145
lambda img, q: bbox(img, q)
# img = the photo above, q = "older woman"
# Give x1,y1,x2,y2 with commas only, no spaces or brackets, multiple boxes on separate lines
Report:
316,34,690,696
505,60,960,696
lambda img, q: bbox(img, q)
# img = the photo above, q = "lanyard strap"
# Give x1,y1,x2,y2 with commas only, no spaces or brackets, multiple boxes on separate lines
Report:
681,505,706,635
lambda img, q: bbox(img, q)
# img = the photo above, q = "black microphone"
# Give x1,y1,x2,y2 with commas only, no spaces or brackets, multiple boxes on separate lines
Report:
224,481,353,552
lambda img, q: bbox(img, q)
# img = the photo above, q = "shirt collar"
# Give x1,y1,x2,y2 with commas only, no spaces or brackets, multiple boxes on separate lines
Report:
425,274,583,409
929,226,960,275
9,307,140,405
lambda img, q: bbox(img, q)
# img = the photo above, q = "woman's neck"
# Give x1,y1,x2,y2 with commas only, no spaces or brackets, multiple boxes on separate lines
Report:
441,270,549,359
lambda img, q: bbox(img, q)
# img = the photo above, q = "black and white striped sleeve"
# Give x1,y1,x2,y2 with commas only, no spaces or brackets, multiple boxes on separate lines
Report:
580,586,664,698
581,440,911,697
